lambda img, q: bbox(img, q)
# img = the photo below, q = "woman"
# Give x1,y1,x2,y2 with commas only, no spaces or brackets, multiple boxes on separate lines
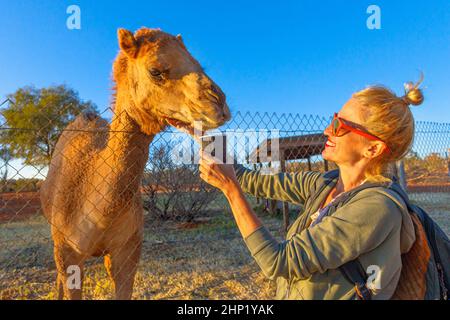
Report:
169,78,424,300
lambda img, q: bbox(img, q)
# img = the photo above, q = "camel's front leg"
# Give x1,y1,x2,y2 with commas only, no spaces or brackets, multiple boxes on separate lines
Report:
104,234,142,300
54,243,85,300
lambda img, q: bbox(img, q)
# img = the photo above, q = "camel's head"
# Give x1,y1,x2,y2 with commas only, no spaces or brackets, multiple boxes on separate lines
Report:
113,27,230,134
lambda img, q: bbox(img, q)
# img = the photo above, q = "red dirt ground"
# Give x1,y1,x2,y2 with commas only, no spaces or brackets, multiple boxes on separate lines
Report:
0,192,42,224
407,183,450,193
0,182,448,225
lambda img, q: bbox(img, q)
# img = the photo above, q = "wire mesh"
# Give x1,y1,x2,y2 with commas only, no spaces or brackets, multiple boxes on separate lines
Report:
0,100,448,299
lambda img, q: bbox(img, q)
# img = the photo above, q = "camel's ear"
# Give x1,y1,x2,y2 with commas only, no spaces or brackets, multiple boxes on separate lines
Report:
118,28,138,58
176,34,187,50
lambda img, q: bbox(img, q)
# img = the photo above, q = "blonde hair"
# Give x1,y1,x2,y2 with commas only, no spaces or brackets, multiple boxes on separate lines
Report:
352,74,424,183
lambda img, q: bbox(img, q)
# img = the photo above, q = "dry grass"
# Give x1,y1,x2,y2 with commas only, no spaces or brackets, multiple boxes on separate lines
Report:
0,193,448,300
0,200,281,300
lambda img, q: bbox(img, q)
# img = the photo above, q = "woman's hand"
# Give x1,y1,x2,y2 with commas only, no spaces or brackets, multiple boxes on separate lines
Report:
168,120,263,238
168,119,239,194
199,151,238,195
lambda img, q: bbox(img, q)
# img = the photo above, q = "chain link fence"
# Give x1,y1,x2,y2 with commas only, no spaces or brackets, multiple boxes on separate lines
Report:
0,102,449,299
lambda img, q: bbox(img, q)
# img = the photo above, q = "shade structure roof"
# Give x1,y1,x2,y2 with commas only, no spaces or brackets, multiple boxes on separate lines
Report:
250,133,327,162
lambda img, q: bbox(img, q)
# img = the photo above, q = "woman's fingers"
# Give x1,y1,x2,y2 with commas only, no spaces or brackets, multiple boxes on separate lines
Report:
199,165,209,176
198,150,235,192
200,151,216,164
199,153,216,169
200,169,217,185
199,163,217,179
199,159,212,174
199,159,220,181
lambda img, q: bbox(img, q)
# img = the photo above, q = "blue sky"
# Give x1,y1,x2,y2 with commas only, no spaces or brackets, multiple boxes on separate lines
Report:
0,0,449,123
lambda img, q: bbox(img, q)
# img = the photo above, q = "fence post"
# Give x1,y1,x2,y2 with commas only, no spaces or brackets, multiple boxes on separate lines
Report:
280,154,289,236
396,160,407,192
253,163,260,205
447,149,450,177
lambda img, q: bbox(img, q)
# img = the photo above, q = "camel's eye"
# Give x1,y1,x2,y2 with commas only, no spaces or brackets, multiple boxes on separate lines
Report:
149,68,163,79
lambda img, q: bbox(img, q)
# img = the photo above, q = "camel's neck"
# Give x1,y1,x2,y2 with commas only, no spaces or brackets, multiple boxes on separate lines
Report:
97,102,158,208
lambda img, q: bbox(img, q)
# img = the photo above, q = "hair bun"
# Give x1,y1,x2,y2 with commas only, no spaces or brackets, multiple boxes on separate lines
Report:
402,74,424,106
402,86,424,106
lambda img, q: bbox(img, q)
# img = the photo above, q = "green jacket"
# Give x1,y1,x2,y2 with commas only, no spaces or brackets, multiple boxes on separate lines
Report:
235,165,416,300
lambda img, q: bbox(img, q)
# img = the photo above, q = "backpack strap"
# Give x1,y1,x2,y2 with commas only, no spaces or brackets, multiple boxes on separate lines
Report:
306,172,411,299
340,259,372,300
330,178,423,300
312,178,398,300
297,169,340,231
326,182,385,300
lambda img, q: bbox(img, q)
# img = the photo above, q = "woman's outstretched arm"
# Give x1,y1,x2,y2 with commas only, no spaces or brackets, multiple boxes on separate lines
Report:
223,182,263,238
200,152,404,282
234,164,322,205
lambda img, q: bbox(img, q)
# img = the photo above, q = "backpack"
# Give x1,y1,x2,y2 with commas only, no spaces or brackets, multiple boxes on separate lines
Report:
311,169,450,300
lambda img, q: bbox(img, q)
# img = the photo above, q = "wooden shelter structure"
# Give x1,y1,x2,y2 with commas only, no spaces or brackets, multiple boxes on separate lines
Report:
250,133,329,234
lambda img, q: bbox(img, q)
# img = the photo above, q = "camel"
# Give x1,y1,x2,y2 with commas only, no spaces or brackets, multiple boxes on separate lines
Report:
40,27,230,300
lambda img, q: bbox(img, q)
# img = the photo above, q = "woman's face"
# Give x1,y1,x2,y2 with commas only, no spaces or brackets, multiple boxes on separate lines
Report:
322,98,370,166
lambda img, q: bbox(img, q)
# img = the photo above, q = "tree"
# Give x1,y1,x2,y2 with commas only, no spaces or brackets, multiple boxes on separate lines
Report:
0,85,97,166
423,152,447,173
0,146,11,191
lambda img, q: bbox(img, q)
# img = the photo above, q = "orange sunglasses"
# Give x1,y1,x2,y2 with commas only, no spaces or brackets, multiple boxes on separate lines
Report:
330,113,391,154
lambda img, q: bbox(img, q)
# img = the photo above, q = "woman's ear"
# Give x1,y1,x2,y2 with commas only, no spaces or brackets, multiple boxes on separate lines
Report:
364,141,385,159
118,28,138,58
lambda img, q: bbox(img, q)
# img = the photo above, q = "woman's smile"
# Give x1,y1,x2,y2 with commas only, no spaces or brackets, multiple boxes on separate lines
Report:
325,139,336,148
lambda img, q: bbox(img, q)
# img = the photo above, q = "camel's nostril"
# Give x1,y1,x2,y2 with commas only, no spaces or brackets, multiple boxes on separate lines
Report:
221,106,231,121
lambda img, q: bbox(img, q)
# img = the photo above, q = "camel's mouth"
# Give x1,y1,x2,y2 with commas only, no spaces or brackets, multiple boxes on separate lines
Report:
162,117,189,126
163,116,224,132
163,117,197,134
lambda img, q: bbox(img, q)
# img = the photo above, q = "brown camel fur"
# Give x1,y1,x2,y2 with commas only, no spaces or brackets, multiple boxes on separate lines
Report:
40,28,230,300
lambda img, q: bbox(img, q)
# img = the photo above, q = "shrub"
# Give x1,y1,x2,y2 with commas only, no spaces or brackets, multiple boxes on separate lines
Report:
142,144,219,222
